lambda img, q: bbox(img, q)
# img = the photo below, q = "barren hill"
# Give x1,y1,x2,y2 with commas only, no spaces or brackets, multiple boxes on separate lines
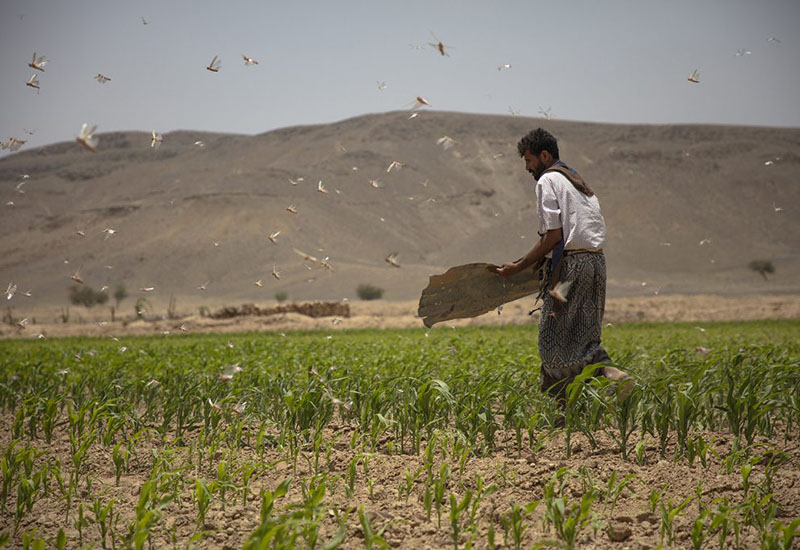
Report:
1,111,798,318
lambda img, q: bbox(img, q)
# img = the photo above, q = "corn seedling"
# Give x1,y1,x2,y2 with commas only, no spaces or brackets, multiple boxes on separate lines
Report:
243,477,295,549
73,503,88,547
686,433,716,468
92,496,115,549
468,475,497,525
126,475,173,550
20,530,45,550
741,462,754,496
296,475,328,549
434,463,450,527
658,494,693,546
423,484,433,521
648,484,667,514
358,506,389,550
240,462,257,506
495,461,516,488
112,442,129,485
604,378,640,460
673,384,699,458
759,518,800,550
398,467,422,502
542,487,597,549
708,497,741,550
742,491,778,539
642,383,673,458
448,490,473,550
690,509,708,550
345,454,358,498
502,501,538,550
487,506,496,549
194,478,214,529
599,471,636,530
563,364,605,456
216,460,237,510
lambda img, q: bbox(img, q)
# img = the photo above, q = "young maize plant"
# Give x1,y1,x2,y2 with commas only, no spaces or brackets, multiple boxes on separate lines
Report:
0,322,797,548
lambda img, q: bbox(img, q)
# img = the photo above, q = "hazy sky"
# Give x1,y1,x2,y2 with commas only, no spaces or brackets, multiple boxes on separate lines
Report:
1,0,798,156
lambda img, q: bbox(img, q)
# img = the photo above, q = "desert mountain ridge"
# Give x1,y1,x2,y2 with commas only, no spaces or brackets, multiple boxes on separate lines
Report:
1,110,798,317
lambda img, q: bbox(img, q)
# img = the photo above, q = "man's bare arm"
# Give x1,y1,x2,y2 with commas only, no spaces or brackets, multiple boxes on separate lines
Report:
489,227,563,277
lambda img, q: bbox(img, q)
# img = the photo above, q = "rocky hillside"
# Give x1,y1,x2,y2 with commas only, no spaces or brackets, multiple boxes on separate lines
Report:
1,111,798,316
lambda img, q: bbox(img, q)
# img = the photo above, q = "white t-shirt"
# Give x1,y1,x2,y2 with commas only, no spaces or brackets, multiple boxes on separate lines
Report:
535,170,607,251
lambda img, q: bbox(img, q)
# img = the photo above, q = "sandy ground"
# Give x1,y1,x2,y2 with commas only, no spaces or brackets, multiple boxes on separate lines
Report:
2,414,798,550
2,294,799,339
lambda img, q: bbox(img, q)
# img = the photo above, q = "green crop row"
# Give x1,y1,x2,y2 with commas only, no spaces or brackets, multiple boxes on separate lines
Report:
0,320,797,549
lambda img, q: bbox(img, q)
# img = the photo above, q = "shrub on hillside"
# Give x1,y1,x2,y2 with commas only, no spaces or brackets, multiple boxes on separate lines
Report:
748,260,775,280
69,285,109,308
114,284,128,307
135,298,150,319
356,284,384,301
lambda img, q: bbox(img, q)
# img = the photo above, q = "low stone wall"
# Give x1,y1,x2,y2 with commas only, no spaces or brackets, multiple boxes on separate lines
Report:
209,301,350,320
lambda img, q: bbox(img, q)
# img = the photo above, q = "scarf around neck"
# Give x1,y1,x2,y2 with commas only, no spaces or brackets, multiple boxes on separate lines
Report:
542,160,595,197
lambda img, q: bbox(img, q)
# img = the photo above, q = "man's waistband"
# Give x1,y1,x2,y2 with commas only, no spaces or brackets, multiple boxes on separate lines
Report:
563,247,603,256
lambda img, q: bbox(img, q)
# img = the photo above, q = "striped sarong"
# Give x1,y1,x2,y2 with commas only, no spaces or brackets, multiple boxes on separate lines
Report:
538,251,610,397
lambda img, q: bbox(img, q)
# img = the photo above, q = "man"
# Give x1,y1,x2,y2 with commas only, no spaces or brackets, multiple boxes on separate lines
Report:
490,128,627,400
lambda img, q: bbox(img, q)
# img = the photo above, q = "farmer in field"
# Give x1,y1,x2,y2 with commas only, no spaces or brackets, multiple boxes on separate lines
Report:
490,128,628,400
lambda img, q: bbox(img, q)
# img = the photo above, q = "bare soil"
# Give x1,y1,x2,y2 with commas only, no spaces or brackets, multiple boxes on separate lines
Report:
1,413,798,549
3,294,800,339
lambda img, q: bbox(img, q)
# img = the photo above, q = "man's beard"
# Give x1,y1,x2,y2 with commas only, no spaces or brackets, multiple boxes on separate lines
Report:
528,167,542,181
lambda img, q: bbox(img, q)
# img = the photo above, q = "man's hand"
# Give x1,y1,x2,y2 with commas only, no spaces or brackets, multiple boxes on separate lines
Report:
489,262,521,277
490,228,561,279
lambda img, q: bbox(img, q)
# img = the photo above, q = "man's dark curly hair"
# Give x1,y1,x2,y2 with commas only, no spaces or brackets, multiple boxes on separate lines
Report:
517,128,559,159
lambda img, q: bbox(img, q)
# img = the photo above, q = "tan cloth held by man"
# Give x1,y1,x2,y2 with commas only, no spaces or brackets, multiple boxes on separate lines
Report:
417,261,544,328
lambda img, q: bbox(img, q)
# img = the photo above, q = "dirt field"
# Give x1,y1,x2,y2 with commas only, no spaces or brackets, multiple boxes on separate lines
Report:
3,294,800,340
2,297,799,548
2,412,798,549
